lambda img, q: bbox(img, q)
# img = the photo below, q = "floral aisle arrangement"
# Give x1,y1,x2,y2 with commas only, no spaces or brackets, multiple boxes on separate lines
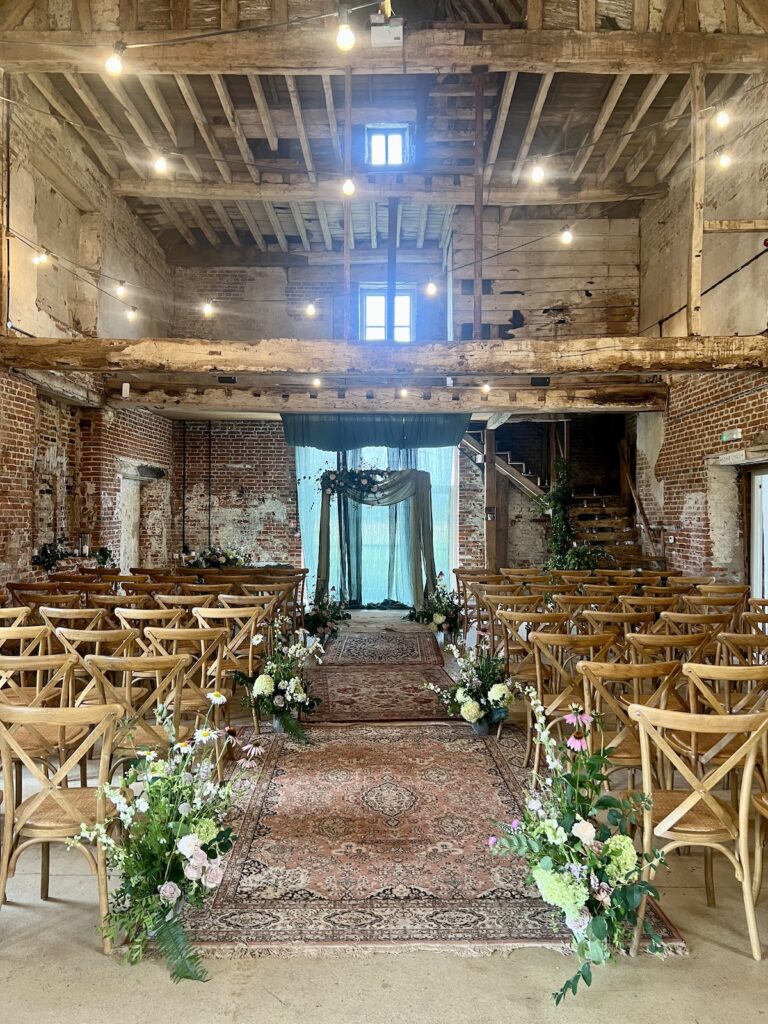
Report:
407,572,461,640
188,545,251,568
425,639,513,734
319,467,391,497
489,690,664,1004
73,697,257,982
303,587,350,640
237,621,323,741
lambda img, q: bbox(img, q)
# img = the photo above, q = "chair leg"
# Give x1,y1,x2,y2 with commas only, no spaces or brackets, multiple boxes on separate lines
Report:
96,841,112,955
40,843,50,901
704,847,716,908
754,813,765,904
14,761,22,808
630,890,649,957
739,832,763,961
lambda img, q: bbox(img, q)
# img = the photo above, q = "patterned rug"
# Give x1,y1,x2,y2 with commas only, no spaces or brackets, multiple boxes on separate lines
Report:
323,630,443,666
185,724,684,956
310,665,453,722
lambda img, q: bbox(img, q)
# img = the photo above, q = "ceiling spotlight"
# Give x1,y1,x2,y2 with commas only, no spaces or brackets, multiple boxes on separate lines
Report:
425,280,437,297
121,382,131,399
341,177,356,197
560,226,574,245
481,383,491,394
716,148,732,170
153,154,168,175
530,163,545,184
115,281,126,298
336,7,356,51
126,307,137,322
32,250,49,265
714,107,731,129
312,377,322,388
105,43,125,76
202,301,215,318
399,387,408,398
305,302,317,317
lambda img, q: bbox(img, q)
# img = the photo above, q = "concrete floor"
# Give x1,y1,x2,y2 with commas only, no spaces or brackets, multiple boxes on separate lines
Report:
1,613,766,1022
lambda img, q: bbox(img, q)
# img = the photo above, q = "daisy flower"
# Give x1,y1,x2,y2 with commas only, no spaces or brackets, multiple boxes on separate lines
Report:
206,690,227,706
194,727,216,745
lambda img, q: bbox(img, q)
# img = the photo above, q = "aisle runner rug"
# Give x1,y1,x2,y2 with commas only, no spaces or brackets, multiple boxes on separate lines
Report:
186,724,684,955
310,665,453,722
322,630,443,666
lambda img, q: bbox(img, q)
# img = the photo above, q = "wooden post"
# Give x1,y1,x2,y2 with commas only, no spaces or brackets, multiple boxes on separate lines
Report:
343,67,352,341
688,62,706,337
0,72,7,335
484,427,497,570
473,66,486,340
386,197,398,342
496,476,509,573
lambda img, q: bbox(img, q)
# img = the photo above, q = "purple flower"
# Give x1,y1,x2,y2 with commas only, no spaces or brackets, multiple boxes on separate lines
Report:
488,836,498,848
566,732,589,753
510,818,521,830
564,706,594,728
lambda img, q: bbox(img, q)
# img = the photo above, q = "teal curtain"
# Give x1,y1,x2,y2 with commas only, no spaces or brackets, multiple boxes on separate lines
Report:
295,444,456,607
283,414,470,451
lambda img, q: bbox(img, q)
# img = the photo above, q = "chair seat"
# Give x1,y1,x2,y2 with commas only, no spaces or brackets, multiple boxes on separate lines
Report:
16,786,111,837
616,689,687,713
600,731,642,763
0,686,60,706
626,788,737,841
9,724,90,757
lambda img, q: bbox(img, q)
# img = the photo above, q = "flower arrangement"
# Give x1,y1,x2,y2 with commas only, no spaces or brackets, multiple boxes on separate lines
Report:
407,572,461,639
426,638,513,733
31,537,76,573
303,587,351,640
237,621,323,742
94,546,116,568
188,545,251,568
319,467,391,498
72,696,258,982
489,690,664,1003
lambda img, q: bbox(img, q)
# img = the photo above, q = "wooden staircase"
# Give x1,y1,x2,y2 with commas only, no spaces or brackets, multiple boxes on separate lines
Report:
572,493,663,568
461,431,544,500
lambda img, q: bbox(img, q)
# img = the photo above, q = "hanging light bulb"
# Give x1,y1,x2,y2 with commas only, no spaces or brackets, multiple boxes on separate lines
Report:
312,377,322,388
341,177,356,197
481,383,491,394
560,226,574,245
425,280,437,297
336,7,356,51
105,43,125,76
305,302,317,317
115,281,127,298
399,388,408,398
714,106,731,129
716,148,732,170
153,154,169,175
530,162,545,184
32,250,49,266
126,306,137,322
202,301,215,318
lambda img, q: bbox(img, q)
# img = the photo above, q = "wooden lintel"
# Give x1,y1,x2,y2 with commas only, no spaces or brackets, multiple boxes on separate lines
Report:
3,29,767,76
704,220,768,233
3,336,766,377
109,384,669,416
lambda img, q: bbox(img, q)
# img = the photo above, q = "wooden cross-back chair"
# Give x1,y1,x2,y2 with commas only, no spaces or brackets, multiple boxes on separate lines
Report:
717,631,768,668
16,592,81,624
581,611,656,660
84,653,190,770
114,608,185,653
180,582,235,596
628,702,768,960
55,627,140,702
7,582,62,602
156,592,215,624
552,594,615,634
0,702,122,941
90,593,152,624
627,630,716,667
666,575,716,587
0,625,50,661
0,607,32,629
742,612,768,636
620,594,679,618
122,581,176,598
681,592,744,619
495,610,569,695
748,598,768,614
193,603,277,680
55,582,112,600
482,593,540,656
581,583,628,598
256,568,309,614
454,569,504,636
99,573,149,587
652,610,731,638
240,581,297,627
40,607,109,648
551,570,595,585
578,659,684,778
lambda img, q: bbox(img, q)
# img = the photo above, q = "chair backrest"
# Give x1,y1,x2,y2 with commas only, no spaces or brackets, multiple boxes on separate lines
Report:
628,702,768,841
16,593,81,623
145,626,228,697
55,581,112,596
0,625,51,658
40,607,109,636
653,610,730,637
7,581,62,597
530,631,617,715
180,582,235,596
192,604,276,676
581,583,627,597
0,703,122,829
627,630,714,665
582,610,655,635
620,594,678,615
716,631,768,668
495,611,569,676
123,581,176,596
55,627,139,666
114,608,184,653
682,662,768,764
0,653,78,707
0,607,31,628
742,611,768,636
666,575,715,587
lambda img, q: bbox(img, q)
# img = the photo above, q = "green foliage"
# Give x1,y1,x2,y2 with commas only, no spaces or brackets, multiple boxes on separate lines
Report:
319,467,391,498
407,572,462,636
303,587,350,639
536,460,604,571
31,538,76,573
94,546,116,568
425,638,513,727
153,916,207,984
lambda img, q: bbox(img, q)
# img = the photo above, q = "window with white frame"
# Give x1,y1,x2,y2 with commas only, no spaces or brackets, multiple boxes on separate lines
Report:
360,285,414,343
365,125,410,167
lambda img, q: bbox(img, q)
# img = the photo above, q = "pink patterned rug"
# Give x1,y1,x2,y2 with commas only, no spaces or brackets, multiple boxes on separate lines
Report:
322,630,443,666
310,665,453,722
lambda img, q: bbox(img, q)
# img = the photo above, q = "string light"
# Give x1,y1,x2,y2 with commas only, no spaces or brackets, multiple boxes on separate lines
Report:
121,382,131,399
716,148,732,170
425,280,437,297
714,107,731,129
32,250,49,265
560,226,574,245
312,377,322,388
126,307,137,322
305,302,317,317
399,388,408,398
481,383,491,394
115,281,127,298
336,7,356,51
153,154,169,175
105,43,125,76
202,301,215,318
341,177,356,197
530,163,545,184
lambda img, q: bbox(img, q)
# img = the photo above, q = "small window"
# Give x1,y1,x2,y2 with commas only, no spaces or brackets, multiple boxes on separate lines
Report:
360,285,414,343
365,125,410,167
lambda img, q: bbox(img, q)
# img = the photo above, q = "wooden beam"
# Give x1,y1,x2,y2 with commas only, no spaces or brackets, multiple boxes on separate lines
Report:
29,145,96,211
596,74,667,183
655,74,736,181
416,204,429,248
578,0,596,32
736,0,768,32
625,79,690,183
484,426,497,570
0,0,33,30
321,74,342,164
704,220,768,232
662,0,683,31
683,0,699,31
138,75,178,146
221,0,238,29
63,71,146,178
235,200,266,250
723,0,739,32
687,62,705,338
568,74,628,183
184,201,221,246
112,177,666,207
290,202,310,251
510,72,553,186
111,383,669,416
473,67,485,339
73,0,92,34
483,71,517,186
159,199,196,246
262,201,288,251
27,73,121,179
14,368,102,406
369,202,378,249
526,0,543,29
211,200,242,247
6,336,767,377
247,75,278,152
343,67,352,342
386,198,398,341
316,202,333,251
3,30,766,76
212,74,259,184
117,0,137,31
170,0,188,31
285,75,316,183
632,0,650,31
175,74,232,183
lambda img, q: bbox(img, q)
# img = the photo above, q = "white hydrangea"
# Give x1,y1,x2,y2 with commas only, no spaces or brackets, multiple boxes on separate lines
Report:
460,699,484,723
253,674,275,697
488,683,511,706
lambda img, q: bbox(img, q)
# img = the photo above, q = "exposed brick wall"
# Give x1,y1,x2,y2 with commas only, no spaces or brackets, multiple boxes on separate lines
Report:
0,373,38,585
170,420,303,565
458,448,486,567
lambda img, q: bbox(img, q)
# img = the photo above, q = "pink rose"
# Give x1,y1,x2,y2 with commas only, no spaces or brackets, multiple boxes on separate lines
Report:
183,860,203,881
202,863,224,888
158,881,181,905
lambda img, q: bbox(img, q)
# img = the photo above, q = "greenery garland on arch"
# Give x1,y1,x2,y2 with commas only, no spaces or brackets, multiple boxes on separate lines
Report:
319,467,392,497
